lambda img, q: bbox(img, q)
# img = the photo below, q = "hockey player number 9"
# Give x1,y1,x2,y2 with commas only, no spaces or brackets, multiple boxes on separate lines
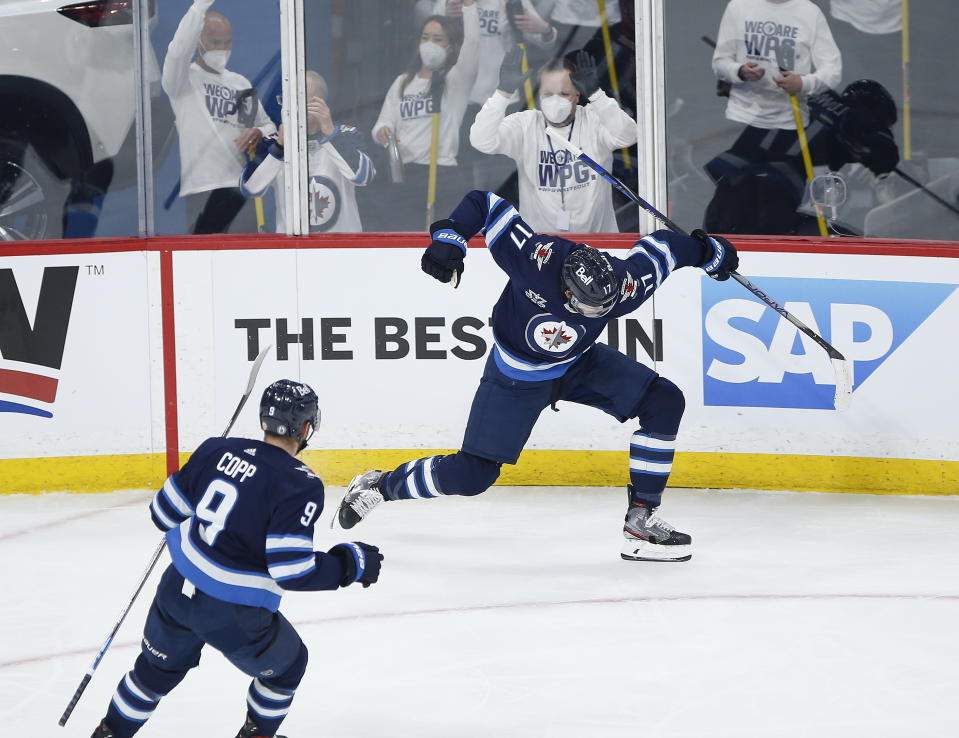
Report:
196,479,239,546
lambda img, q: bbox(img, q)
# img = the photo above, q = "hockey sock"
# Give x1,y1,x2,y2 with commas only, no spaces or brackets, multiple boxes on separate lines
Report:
103,654,188,737
629,430,676,508
629,377,685,507
245,642,306,736
378,452,500,499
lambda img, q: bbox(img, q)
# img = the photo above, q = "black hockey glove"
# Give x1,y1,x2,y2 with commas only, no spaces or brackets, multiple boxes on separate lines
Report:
422,219,468,286
570,49,600,98
329,542,383,588
692,230,738,281
498,44,530,95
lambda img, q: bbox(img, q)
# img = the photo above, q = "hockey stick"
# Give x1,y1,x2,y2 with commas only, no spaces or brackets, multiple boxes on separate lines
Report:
893,167,959,218
58,344,272,727
543,126,852,411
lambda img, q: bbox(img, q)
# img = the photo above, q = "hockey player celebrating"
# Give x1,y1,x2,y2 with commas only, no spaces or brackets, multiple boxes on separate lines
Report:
335,191,738,562
90,380,383,738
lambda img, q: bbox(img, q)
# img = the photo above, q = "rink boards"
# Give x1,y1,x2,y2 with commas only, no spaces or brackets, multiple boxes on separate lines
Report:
0,234,957,494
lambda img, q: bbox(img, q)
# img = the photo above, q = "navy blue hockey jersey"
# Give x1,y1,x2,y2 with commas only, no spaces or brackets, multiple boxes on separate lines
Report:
446,190,707,381
149,437,344,611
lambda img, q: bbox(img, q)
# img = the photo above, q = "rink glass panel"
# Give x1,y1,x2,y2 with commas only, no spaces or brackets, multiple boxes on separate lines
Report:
663,0,959,241
0,0,150,241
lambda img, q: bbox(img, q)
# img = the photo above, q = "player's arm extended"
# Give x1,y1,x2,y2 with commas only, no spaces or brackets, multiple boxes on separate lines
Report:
266,489,380,590
423,189,535,284
620,230,736,296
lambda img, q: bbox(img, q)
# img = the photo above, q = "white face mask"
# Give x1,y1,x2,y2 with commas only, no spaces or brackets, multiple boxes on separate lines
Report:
201,48,231,73
540,95,573,125
419,42,448,71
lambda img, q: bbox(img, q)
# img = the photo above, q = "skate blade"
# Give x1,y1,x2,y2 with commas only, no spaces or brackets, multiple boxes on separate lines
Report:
620,539,691,562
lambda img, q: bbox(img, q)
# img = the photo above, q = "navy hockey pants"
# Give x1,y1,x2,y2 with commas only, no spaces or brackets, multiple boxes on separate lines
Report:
102,565,306,738
377,344,685,506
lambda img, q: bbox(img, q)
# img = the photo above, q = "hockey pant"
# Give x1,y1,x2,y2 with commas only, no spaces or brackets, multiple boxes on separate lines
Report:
376,345,685,507
103,565,307,738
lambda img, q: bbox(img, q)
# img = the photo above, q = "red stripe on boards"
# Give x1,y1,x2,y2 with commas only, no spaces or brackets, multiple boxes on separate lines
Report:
0,369,58,402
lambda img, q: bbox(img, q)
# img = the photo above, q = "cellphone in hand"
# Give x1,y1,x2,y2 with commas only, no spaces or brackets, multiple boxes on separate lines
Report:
505,0,524,24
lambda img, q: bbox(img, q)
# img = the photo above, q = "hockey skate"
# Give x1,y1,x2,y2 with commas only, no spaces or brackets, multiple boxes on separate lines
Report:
90,721,114,738
333,470,386,529
235,714,287,738
621,488,692,562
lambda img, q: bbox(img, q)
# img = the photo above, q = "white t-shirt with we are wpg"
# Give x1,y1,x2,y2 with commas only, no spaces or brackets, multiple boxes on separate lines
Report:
712,0,842,129
162,0,275,196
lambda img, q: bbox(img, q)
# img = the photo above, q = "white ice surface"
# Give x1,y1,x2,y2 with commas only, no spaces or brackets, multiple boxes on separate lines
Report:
2,487,958,737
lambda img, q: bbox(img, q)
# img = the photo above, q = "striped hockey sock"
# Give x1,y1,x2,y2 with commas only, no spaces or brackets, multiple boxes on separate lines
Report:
104,671,163,738
380,455,447,500
245,678,296,737
628,430,676,508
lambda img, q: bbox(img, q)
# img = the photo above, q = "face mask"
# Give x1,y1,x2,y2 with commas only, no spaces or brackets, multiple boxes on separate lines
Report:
541,95,573,124
201,48,231,73
419,42,448,71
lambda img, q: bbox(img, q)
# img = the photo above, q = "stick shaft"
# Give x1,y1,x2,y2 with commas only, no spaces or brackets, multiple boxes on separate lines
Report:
787,94,829,237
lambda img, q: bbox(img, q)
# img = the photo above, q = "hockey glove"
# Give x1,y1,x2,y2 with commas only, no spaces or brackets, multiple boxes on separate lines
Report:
570,49,600,98
498,45,531,95
422,219,468,285
329,542,383,588
692,230,738,281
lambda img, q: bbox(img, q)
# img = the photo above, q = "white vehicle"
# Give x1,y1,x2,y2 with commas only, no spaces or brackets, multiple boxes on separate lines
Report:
0,0,169,240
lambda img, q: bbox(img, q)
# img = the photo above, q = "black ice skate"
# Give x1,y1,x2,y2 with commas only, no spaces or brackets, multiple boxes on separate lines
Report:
90,721,114,738
235,714,287,738
621,487,692,562
333,470,386,529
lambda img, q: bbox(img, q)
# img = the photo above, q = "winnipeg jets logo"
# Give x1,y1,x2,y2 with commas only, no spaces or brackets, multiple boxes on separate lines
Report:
541,323,574,350
620,272,638,301
525,289,547,308
530,241,553,270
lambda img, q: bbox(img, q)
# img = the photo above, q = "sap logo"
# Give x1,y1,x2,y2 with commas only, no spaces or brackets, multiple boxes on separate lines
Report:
0,266,79,418
702,277,956,410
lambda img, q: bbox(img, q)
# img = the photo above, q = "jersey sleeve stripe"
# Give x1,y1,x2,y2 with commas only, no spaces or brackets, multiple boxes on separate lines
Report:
641,235,678,273
268,556,317,581
484,206,521,247
265,535,313,550
625,244,663,287
150,495,178,530
162,477,194,517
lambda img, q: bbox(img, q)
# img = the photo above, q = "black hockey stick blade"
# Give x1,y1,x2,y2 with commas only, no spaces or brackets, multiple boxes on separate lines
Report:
543,127,852,411
221,344,272,438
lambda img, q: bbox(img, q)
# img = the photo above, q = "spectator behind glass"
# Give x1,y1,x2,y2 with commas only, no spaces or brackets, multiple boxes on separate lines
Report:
544,0,621,56
705,0,842,234
162,0,275,234
469,48,637,233
370,2,480,231
432,0,557,105
239,71,375,233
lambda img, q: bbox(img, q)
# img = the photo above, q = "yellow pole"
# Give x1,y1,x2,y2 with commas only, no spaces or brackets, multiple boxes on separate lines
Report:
426,111,440,229
519,43,535,110
788,94,829,237
247,150,266,233
901,0,911,160
596,0,631,170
